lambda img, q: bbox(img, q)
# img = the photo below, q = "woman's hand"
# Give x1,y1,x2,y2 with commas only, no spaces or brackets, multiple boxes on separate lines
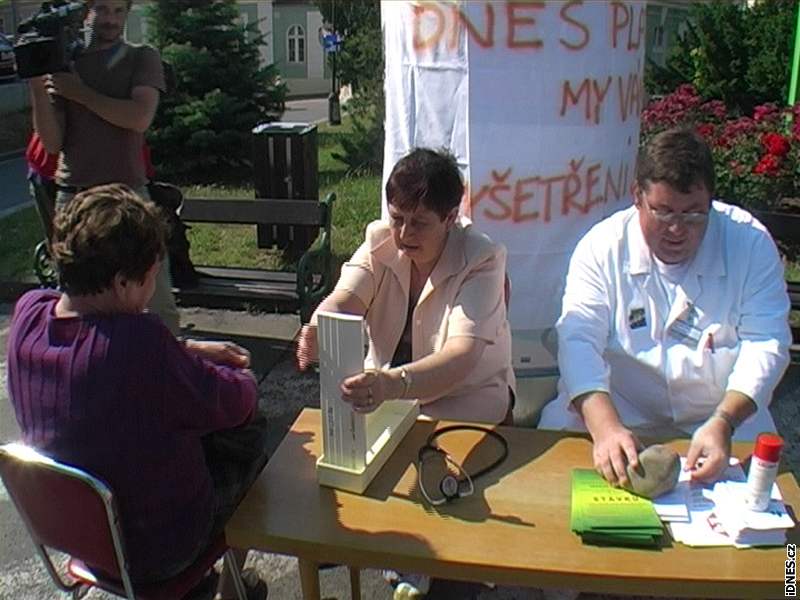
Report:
341,369,400,413
295,324,319,371
184,339,251,368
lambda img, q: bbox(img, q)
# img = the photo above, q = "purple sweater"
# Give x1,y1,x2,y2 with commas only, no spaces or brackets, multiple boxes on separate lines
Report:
6,290,257,580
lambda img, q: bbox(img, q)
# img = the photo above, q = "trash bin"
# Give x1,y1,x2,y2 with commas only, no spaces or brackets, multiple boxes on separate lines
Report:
252,122,319,253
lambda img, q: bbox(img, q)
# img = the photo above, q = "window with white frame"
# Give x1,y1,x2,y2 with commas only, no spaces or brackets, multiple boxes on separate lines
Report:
287,24,305,63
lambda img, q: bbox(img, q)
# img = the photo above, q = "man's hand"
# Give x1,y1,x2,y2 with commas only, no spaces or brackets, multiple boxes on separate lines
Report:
591,424,641,486
686,415,732,483
574,391,641,486
47,71,90,104
184,339,251,369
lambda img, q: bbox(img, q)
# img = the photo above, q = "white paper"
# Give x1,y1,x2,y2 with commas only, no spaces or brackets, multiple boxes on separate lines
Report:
711,481,794,534
653,457,744,522
661,457,791,548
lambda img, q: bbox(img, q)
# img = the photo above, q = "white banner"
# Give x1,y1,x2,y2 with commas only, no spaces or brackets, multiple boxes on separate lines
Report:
382,0,645,370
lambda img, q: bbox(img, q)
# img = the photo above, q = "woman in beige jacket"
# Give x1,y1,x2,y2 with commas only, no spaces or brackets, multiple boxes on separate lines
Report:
296,148,514,424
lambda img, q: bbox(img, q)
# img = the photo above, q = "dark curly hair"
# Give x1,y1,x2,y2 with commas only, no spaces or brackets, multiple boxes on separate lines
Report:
51,184,166,296
385,148,464,219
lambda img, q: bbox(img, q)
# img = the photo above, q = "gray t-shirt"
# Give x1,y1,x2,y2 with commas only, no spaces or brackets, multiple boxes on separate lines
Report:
56,42,165,188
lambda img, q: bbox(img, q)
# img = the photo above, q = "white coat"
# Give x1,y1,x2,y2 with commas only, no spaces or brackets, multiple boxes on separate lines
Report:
539,201,791,441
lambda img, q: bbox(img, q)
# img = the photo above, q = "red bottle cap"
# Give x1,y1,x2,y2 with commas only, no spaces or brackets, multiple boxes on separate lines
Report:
754,433,783,463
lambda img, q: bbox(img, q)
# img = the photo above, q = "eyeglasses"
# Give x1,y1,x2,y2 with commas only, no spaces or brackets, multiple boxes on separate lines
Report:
640,195,709,225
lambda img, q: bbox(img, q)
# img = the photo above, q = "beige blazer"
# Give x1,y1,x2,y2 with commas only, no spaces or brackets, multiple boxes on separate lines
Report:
317,220,515,424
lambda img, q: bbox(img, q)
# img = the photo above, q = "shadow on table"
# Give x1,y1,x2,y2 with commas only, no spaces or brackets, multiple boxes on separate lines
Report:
278,428,441,566
361,420,564,529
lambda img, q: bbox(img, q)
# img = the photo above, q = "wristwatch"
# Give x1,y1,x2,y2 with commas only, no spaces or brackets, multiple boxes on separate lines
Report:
399,367,413,398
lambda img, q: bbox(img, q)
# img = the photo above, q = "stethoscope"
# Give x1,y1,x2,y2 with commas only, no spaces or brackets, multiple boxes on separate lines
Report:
417,424,508,506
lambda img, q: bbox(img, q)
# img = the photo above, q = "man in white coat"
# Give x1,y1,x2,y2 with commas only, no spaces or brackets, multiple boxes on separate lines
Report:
539,127,791,485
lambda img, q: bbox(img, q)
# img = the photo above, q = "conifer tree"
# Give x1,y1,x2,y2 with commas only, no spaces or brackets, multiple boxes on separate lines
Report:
147,0,286,182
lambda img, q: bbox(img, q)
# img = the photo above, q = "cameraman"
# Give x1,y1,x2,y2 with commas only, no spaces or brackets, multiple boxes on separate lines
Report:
29,0,179,334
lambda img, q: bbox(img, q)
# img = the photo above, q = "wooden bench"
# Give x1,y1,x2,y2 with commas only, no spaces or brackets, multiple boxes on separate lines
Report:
173,193,335,322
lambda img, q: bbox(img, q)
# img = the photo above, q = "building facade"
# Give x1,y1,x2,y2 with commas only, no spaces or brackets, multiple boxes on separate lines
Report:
644,0,692,67
0,0,331,97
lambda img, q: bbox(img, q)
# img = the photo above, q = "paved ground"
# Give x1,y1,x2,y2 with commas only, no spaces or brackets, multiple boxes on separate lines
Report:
0,304,798,599
280,96,329,126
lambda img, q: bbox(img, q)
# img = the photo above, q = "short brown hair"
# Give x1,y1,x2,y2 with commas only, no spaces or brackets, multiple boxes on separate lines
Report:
385,148,464,219
51,184,166,296
635,128,716,196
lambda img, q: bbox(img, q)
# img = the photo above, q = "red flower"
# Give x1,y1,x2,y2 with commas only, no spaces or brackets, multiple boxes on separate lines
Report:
754,103,779,123
761,132,791,157
696,123,715,139
719,117,756,143
753,154,781,177
700,100,728,121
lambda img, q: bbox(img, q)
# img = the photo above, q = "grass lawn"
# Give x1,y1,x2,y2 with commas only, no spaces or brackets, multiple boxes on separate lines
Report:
178,118,380,273
0,118,381,282
0,206,42,282
786,261,800,282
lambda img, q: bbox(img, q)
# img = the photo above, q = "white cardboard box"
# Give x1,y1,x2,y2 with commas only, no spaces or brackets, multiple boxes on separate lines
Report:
315,311,418,493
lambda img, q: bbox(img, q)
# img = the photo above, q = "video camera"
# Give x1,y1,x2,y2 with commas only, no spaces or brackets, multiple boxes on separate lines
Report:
14,1,87,79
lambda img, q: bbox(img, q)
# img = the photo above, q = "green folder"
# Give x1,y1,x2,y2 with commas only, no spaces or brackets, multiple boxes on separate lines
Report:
571,469,663,547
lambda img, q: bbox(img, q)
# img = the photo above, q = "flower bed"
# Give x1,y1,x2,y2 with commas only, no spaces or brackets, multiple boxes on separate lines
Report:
641,84,799,213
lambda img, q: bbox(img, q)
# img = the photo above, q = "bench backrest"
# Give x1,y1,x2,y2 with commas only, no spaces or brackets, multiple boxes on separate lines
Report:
180,198,325,227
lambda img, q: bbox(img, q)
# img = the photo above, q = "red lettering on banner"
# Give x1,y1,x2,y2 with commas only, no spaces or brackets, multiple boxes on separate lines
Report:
477,169,514,221
560,76,612,124
561,79,591,120
617,70,642,121
539,175,561,223
513,176,540,223
559,0,590,51
584,161,603,209
591,77,612,123
610,1,645,50
412,3,445,51
450,3,495,49
471,157,634,224
610,2,628,49
507,2,545,49
409,1,650,55
604,160,630,202
561,158,585,214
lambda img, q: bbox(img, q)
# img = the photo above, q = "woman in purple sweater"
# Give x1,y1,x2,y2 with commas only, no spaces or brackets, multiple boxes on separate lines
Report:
6,184,267,599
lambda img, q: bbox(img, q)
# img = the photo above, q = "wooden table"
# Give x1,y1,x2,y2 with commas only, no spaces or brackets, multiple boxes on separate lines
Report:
226,408,799,599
